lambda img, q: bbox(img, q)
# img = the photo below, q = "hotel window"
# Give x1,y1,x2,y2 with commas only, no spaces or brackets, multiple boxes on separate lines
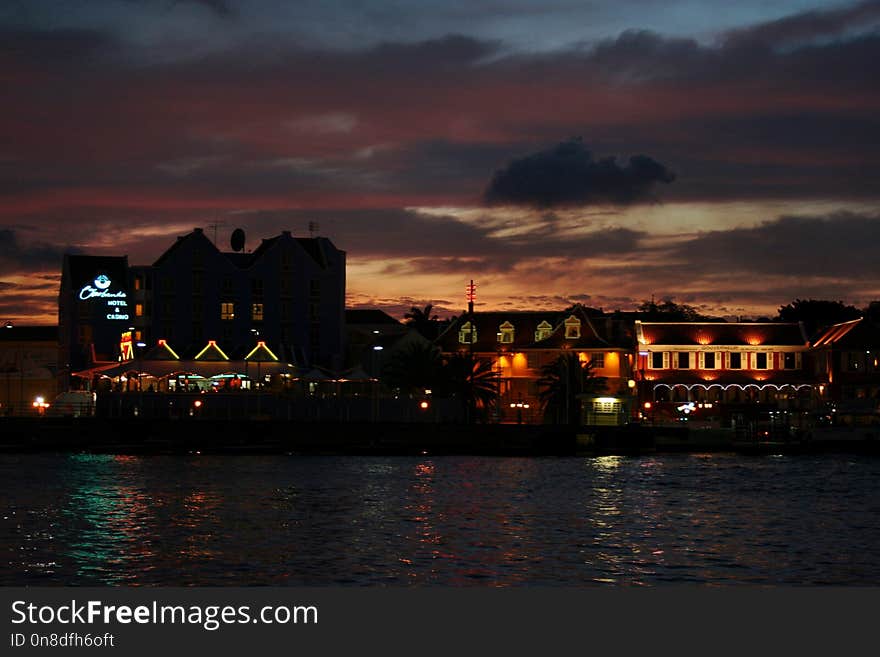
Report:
498,322,515,344
193,248,203,269
729,352,743,369
281,251,292,270
535,321,553,341
783,352,799,370
251,278,264,298
280,277,292,296
754,353,770,370
309,279,321,297
252,303,264,322
221,302,235,321
650,351,668,369
675,352,692,369
459,321,477,344
161,276,174,292
591,353,605,368
161,301,174,318
222,277,234,294
527,353,539,369
134,276,142,291
699,352,718,369
281,301,292,321
135,303,144,317
564,316,581,339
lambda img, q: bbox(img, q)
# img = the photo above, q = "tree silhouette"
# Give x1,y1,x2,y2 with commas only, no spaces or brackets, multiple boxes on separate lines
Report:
439,351,498,423
404,303,441,339
777,298,861,336
537,352,606,425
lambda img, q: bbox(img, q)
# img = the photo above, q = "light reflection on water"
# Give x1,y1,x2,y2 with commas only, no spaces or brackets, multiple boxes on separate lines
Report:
1,453,879,586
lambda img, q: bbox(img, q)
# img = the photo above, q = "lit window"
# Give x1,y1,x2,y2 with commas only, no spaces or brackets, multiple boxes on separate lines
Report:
591,353,605,368
535,321,553,341
564,316,580,339
221,302,235,321
458,321,477,344
499,321,515,344
135,303,143,317
252,303,264,322
845,352,862,371
134,276,142,291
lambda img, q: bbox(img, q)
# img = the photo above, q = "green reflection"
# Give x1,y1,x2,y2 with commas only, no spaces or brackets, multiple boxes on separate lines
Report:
61,454,153,584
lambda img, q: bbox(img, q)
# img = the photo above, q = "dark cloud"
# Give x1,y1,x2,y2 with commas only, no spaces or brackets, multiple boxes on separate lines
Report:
484,139,675,208
723,0,880,49
233,207,644,275
175,0,237,20
669,212,880,279
0,229,77,275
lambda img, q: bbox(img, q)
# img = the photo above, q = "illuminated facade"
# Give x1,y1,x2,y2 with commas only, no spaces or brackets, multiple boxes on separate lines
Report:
436,309,634,424
635,321,814,424
60,229,346,381
811,317,880,421
59,255,132,373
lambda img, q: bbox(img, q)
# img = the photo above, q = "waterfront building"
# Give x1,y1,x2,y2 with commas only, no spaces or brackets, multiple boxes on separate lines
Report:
635,321,814,427
59,228,346,386
435,308,635,424
811,317,880,424
0,324,59,415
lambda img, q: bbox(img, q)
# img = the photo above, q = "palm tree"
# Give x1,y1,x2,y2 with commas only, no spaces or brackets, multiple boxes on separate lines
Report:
439,351,499,423
404,303,440,339
537,352,606,425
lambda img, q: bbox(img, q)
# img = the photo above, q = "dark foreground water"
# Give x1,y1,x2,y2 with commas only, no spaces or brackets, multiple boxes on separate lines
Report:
1,452,879,586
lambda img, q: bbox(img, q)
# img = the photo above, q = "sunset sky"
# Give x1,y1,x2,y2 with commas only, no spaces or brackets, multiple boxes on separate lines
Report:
2,0,879,323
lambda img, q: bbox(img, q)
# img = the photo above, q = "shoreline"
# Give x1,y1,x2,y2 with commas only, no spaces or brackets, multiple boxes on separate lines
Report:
1,417,878,456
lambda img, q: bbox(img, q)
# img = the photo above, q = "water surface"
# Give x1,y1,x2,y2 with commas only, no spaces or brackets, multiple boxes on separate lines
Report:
1,452,878,585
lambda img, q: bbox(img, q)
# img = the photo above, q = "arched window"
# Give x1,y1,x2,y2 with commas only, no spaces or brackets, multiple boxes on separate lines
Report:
535,321,553,341
498,321,515,344
564,315,581,339
459,321,477,344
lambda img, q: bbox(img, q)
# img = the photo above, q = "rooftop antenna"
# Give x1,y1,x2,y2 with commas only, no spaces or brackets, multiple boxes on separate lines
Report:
207,220,227,246
308,221,319,238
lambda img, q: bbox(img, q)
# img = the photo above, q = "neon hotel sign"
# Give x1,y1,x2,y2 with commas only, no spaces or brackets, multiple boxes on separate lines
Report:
79,274,130,320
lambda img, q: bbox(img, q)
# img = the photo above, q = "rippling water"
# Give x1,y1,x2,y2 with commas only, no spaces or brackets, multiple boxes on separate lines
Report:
1,452,879,585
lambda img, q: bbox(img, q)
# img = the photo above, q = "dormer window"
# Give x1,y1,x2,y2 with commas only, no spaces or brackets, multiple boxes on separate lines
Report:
564,315,581,339
459,321,477,344
535,321,553,341
498,321,515,344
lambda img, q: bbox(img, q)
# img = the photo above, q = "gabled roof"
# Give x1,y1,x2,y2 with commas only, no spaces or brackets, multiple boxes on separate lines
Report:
636,321,808,347
435,309,621,352
152,228,217,268
152,229,340,271
812,318,880,349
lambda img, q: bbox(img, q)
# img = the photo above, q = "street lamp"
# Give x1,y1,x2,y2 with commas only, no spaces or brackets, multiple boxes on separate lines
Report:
251,328,261,417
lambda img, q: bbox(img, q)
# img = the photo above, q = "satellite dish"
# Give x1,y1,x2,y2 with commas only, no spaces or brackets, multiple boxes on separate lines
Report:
230,228,246,252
